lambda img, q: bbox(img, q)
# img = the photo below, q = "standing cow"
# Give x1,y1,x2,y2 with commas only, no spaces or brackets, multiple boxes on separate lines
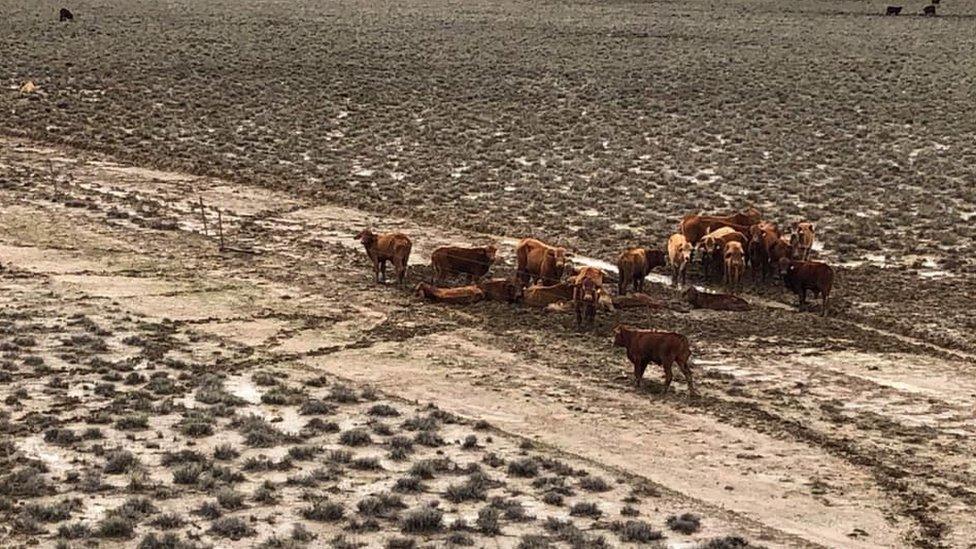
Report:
617,247,666,295
779,259,834,316
790,222,816,261
723,241,746,293
430,245,497,284
667,234,693,287
516,238,569,287
355,229,412,286
613,325,697,396
573,267,607,330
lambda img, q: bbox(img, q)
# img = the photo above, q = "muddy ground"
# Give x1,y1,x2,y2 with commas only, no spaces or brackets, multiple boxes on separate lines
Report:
1,140,975,548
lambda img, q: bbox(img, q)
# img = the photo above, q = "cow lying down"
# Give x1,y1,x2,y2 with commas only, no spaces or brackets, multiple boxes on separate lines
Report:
684,287,750,311
612,293,666,310
523,282,614,311
415,283,484,305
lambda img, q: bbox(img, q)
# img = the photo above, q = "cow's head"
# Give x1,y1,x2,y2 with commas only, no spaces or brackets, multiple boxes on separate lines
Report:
678,242,693,265
612,324,627,347
725,242,744,263
548,247,567,272
777,257,793,276
354,228,376,247
597,289,615,312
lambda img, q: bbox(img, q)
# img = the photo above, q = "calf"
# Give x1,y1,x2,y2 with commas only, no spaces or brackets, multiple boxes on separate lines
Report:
790,222,816,261
723,241,745,293
431,245,497,283
699,227,747,280
886,5,902,15
780,259,834,316
612,325,696,395
748,222,780,283
617,247,666,295
522,282,576,308
573,267,607,330
477,278,522,303
612,293,665,310
516,238,568,287
355,229,412,286
59,8,73,21
415,283,484,305
667,233,693,287
684,287,750,311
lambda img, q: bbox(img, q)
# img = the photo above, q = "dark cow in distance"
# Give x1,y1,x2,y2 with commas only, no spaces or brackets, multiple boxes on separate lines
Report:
780,259,834,316
617,247,666,295
59,8,73,21
477,278,522,303
886,5,902,15
922,4,936,15
684,287,750,311
516,238,569,287
355,229,412,286
431,245,497,283
415,283,484,305
613,325,697,396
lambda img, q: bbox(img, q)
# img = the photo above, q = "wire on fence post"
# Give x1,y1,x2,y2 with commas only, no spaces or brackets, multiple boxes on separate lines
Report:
198,197,209,238
217,209,225,251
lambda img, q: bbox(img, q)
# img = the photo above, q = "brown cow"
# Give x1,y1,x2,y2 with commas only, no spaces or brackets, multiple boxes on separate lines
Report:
617,247,666,295
612,325,697,395
684,287,750,311
477,278,522,303
516,238,568,287
748,222,780,283
724,241,745,292
790,222,816,261
355,229,412,286
699,227,747,280
780,259,834,316
431,245,497,284
612,293,665,310
415,283,484,305
573,267,607,329
667,234,693,287
678,208,762,245
768,236,794,271
522,282,576,308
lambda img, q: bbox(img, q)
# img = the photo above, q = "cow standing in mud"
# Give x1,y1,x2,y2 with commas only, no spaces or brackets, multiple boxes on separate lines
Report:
617,247,666,295
613,325,697,396
790,222,816,261
430,244,497,284
355,229,412,286
667,234,693,287
780,258,834,316
724,241,746,292
678,207,762,246
516,238,569,287
572,266,608,330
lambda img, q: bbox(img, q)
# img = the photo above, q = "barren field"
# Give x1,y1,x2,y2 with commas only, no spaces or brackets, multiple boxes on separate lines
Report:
2,0,976,547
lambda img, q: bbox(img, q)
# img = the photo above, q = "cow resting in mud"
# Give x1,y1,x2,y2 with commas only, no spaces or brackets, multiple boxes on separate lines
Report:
684,286,750,311
516,238,569,287
355,229,412,286
613,325,697,396
477,278,522,303
522,281,576,308
572,266,611,330
616,247,666,295
430,244,497,284
667,233,693,287
779,259,834,317
415,282,484,305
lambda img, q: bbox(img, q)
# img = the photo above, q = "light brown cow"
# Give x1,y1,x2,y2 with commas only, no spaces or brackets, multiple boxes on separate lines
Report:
617,248,666,295
613,325,697,395
477,278,522,303
612,293,666,310
699,227,747,280
355,229,412,286
516,238,569,287
723,241,746,292
678,208,762,245
431,245,497,283
667,234,693,287
415,283,484,305
790,222,816,261
522,282,576,308
573,267,607,329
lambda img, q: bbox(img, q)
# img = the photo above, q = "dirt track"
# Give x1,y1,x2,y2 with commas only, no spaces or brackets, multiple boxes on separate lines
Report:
2,139,975,547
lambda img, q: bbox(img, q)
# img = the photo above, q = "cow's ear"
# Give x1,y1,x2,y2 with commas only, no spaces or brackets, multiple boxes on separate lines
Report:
810,223,816,232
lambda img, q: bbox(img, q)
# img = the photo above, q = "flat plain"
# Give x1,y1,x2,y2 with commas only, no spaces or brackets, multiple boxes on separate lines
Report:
2,0,976,547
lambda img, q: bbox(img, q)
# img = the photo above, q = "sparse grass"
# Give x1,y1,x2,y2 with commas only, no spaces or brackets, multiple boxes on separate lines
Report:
517,535,555,549
667,512,702,534
542,492,564,506
22,498,79,522
368,403,400,417
44,428,78,446
357,492,405,517
287,444,323,461
217,487,246,510
95,516,135,539
620,504,639,516
328,384,359,404
610,520,664,543
302,499,345,522
579,475,611,492
328,449,353,464
569,502,602,518
482,452,504,468
350,456,382,470
299,399,337,415
57,522,92,539
340,428,372,446
446,532,475,546
507,457,539,478
475,506,501,535
214,444,240,461
393,476,425,493
413,430,444,447
385,537,416,549
233,414,294,447
0,466,50,497
401,414,438,432
173,462,207,484
107,496,157,521
400,505,443,533
696,535,756,548
254,480,280,504
115,414,149,430
461,435,478,450
150,513,186,530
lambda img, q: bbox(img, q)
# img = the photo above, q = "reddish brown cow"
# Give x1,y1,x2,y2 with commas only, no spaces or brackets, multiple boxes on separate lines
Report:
612,325,697,395
724,241,745,292
431,245,497,283
780,259,834,316
679,208,762,245
477,278,522,303
522,282,576,308
667,234,693,287
790,222,816,261
573,267,607,330
612,293,665,310
684,287,750,311
355,229,412,286
415,283,484,305
748,222,781,283
516,238,568,287
617,247,666,295
699,227,748,280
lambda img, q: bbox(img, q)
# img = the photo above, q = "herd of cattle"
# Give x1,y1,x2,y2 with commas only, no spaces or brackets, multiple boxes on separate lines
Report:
354,208,834,394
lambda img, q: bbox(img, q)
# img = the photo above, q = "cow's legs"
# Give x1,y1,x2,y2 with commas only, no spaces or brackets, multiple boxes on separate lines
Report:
633,359,648,388
396,261,406,287
821,291,829,317
373,260,382,283
662,361,674,394
679,358,696,396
